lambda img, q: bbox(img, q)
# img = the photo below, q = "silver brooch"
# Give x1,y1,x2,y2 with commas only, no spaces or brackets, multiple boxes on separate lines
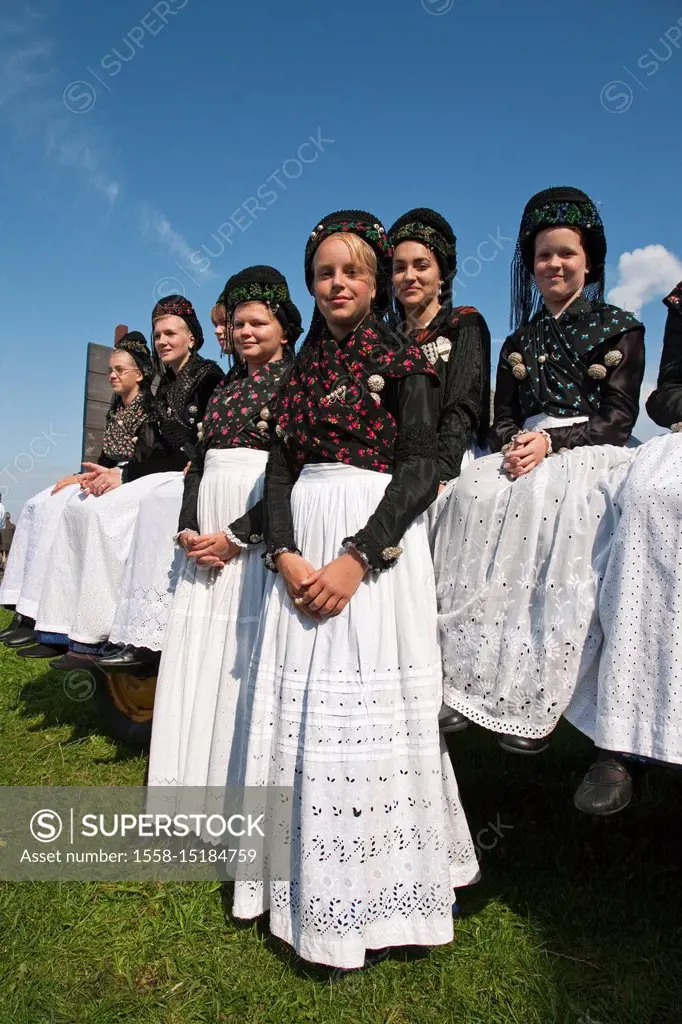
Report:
588,364,607,380
380,546,403,563
320,385,347,406
367,374,384,406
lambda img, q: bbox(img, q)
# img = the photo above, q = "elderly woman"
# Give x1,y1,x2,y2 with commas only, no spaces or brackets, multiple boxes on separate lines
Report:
231,211,479,970
0,332,155,656
433,187,645,754
34,296,223,669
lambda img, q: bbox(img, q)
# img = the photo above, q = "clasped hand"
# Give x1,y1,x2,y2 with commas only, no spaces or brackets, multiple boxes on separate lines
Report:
503,431,549,479
177,530,241,569
79,463,122,496
276,551,367,620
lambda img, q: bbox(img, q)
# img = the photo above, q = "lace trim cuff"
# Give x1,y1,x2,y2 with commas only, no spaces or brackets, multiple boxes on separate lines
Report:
264,546,301,572
342,535,403,573
222,527,250,550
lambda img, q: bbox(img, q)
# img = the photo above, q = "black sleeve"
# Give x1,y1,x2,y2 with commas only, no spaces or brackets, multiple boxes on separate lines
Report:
263,439,300,558
347,373,440,571
489,337,524,452
229,500,264,545
123,446,189,483
177,447,205,534
438,313,491,480
646,308,682,428
94,450,118,469
545,327,645,450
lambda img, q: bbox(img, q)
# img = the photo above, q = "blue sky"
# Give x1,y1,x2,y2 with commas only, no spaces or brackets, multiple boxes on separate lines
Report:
1,0,681,514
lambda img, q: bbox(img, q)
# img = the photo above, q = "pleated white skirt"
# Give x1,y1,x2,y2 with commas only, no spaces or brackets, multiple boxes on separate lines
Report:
109,474,185,651
566,433,682,765
232,462,479,970
148,448,268,787
35,472,179,644
0,484,78,617
433,440,634,738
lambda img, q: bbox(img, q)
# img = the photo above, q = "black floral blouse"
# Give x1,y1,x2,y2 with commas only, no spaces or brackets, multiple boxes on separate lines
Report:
264,316,441,572
646,281,682,429
178,360,289,540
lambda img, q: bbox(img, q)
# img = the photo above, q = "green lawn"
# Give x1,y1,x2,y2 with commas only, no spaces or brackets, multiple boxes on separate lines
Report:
0,605,680,1024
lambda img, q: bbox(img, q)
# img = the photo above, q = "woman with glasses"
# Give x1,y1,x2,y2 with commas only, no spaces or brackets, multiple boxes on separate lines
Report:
0,333,154,656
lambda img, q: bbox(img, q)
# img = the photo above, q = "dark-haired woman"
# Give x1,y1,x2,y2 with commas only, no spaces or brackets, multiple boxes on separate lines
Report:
568,282,682,814
147,267,302,788
388,208,491,485
388,209,492,734
232,212,478,970
0,333,155,653
34,297,223,663
434,187,645,753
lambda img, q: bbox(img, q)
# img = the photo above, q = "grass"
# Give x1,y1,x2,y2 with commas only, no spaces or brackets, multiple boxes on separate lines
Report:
0,605,681,1023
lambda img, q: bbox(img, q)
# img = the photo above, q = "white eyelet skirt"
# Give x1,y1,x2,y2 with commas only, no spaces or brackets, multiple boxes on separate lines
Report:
432,419,635,739
109,474,186,652
566,432,682,765
232,461,479,970
0,483,79,618
35,472,180,644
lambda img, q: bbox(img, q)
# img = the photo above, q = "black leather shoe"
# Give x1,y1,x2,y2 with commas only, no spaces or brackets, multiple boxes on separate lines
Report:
97,645,161,676
17,643,68,659
3,628,38,648
438,705,470,734
498,733,551,755
49,652,99,672
0,612,34,641
574,756,633,816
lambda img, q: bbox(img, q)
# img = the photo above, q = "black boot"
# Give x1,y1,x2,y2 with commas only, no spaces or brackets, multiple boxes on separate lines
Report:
438,705,470,734
573,753,633,816
498,732,552,755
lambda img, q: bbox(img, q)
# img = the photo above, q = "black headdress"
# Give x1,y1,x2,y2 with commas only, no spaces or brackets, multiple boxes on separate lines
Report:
511,187,606,332
220,265,303,374
151,294,205,370
388,208,457,282
115,330,154,385
304,210,393,327
102,331,154,459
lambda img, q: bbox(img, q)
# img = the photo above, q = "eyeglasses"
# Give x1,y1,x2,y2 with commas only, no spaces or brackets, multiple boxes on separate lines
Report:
108,367,138,378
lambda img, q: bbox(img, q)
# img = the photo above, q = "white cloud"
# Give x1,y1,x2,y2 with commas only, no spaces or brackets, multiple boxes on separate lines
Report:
139,202,217,279
607,244,682,316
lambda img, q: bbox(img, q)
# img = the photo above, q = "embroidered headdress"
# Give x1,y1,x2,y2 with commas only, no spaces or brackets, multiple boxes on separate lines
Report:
304,209,393,317
511,186,606,331
221,264,303,353
388,207,457,283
